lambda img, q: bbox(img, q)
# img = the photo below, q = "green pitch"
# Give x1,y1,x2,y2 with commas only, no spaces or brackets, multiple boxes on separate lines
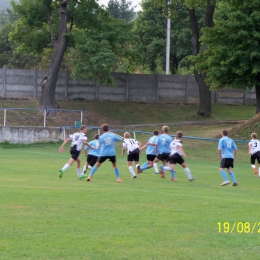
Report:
0,140,259,260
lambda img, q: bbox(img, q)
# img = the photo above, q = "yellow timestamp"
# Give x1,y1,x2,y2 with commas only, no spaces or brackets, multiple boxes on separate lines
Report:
218,222,260,233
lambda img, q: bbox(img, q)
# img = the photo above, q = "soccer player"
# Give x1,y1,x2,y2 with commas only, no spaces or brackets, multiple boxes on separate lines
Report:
82,134,100,174
122,132,141,178
140,130,159,174
160,131,195,181
87,124,122,182
218,129,238,186
248,133,260,176
59,125,94,179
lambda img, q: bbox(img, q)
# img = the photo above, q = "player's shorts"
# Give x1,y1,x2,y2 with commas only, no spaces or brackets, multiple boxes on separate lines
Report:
127,152,139,162
169,153,185,165
87,154,99,167
251,151,260,164
220,158,234,169
147,154,156,162
70,145,80,160
98,155,116,164
156,153,170,162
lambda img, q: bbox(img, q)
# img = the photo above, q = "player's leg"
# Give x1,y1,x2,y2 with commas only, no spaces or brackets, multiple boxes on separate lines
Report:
87,158,102,181
59,157,75,179
128,161,137,178
181,162,195,181
219,158,230,185
112,159,121,182
134,154,141,174
228,161,237,186
251,155,258,174
76,157,86,179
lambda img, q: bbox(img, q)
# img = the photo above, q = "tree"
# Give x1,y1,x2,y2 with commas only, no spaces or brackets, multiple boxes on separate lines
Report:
10,0,139,110
107,0,136,22
194,0,260,114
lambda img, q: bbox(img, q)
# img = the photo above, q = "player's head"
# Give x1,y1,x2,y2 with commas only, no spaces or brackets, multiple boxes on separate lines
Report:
176,131,183,139
124,132,130,138
94,134,99,139
222,130,228,136
251,133,257,139
153,130,159,136
80,125,87,133
101,124,109,132
162,125,169,133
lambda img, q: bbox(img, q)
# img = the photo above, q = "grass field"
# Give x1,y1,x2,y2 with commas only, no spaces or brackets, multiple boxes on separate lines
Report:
1,129,260,260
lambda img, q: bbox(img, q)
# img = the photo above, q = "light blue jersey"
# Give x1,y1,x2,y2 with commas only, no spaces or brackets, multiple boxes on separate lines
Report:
146,135,158,155
158,134,172,154
99,132,122,156
218,136,237,158
85,140,100,157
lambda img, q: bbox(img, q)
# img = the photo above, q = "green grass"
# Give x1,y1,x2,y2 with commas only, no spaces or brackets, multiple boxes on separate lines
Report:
1,138,260,260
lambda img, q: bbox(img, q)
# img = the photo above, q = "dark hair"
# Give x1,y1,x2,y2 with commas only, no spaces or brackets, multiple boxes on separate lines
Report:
153,130,159,135
101,124,109,132
80,125,87,131
222,130,228,136
176,131,183,138
94,134,99,139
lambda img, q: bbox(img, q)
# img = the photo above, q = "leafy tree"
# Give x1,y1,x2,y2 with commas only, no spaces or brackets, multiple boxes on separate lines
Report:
10,0,139,110
107,0,136,22
194,0,260,114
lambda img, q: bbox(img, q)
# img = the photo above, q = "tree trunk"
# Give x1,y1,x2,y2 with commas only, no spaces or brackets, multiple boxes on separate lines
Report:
40,1,70,110
188,1,215,117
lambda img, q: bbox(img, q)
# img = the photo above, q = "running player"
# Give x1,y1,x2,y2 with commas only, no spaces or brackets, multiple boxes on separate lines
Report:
122,132,141,178
87,124,122,182
59,125,94,179
248,132,260,176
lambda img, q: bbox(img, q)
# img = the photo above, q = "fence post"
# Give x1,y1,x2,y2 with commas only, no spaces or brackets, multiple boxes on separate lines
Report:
34,67,37,98
126,71,129,101
65,69,68,99
185,75,189,103
3,65,6,98
156,74,159,102
44,109,47,127
4,108,6,126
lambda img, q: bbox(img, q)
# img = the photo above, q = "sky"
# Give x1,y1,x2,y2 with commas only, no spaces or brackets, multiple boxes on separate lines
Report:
98,0,142,11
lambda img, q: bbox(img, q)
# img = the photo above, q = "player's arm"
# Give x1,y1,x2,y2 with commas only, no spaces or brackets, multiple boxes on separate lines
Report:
122,146,126,156
233,149,237,160
84,148,88,157
140,144,147,150
218,149,222,159
179,146,187,157
59,137,71,152
83,140,94,150
248,143,252,155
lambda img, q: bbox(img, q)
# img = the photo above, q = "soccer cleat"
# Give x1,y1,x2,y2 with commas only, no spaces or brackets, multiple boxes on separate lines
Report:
59,169,63,179
160,166,165,178
131,176,137,178
230,182,238,186
137,166,141,174
171,177,176,181
87,176,91,182
189,177,195,181
220,180,230,186
117,179,122,182
254,168,258,175
79,174,87,180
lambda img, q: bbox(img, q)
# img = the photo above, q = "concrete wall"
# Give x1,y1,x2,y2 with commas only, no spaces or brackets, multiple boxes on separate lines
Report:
0,67,256,105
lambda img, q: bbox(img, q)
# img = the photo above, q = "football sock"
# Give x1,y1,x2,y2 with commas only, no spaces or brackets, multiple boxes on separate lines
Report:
128,166,136,176
76,168,82,177
153,163,158,173
171,170,175,178
162,166,171,171
82,165,87,173
220,170,229,181
89,165,98,177
114,168,120,178
141,162,149,168
251,164,256,169
88,166,92,169
62,163,70,172
135,164,140,169
184,167,192,179
229,172,237,183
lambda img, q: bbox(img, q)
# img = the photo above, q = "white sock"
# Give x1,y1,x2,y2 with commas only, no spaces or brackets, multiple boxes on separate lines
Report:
77,168,82,177
135,164,140,169
163,166,171,171
128,166,136,176
62,163,70,172
153,163,158,173
251,165,256,169
184,167,192,179
88,166,92,169
83,165,87,173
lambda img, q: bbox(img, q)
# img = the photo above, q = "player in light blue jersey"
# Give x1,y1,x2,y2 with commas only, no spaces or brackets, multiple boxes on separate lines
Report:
82,134,100,174
87,124,122,182
218,130,238,186
140,130,159,174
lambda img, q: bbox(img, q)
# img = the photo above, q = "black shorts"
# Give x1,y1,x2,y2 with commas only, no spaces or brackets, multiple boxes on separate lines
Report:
98,155,116,164
169,153,184,165
220,158,234,169
156,153,170,162
70,145,80,160
147,154,156,162
127,152,139,162
87,154,99,167
251,151,260,164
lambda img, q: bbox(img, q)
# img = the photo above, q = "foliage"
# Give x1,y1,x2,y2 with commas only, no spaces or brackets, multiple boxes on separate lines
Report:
106,0,136,22
193,0,260,91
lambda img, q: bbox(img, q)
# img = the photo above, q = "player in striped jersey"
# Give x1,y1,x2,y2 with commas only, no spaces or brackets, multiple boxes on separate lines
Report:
161,131,195,181
122,132,141,178
248,133,260,176
59,125,94,179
